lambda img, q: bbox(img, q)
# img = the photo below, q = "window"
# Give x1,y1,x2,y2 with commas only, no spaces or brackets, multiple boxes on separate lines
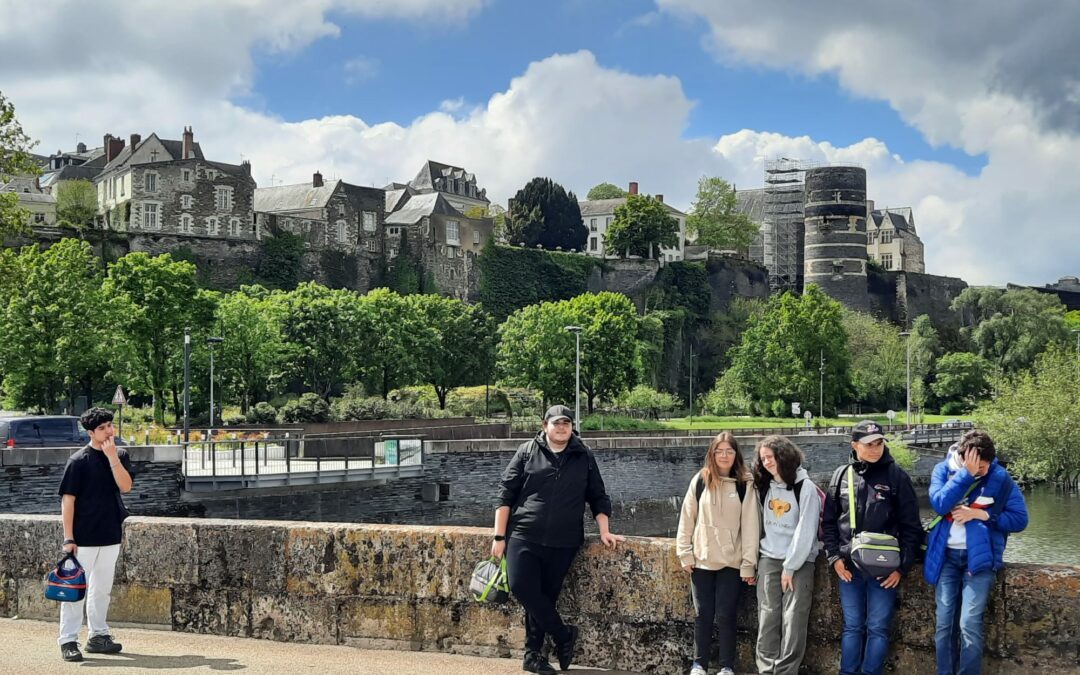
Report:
589,237,597,251
388,227,400,236
206,169,217,181
880,229,893,244
181,194,193,209
881,253,894,270
362,211,377,231
119,175,125,197
179,214,193,234
590,218,597,232
145,172,158,193
473,229,480,245
365,239,378,252
867,230,877,244
34,213,45,224
605,216,612,227
446,220,460,245
207,216,220,235
144,203,159,229
215,186,233,211
336,219,348,244
229,217,241,237
182,168,192,183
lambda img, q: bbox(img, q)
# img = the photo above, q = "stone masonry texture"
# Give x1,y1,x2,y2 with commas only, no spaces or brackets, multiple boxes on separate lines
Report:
0,514,1076,674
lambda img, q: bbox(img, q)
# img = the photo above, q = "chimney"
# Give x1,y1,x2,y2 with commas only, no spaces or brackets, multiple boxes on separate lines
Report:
104,134,125,163
656,194,664,203
313,170,323,188
241,159,251,175
628,181,639,195
129,133,141,150
76,142,87,154
182,126,194,159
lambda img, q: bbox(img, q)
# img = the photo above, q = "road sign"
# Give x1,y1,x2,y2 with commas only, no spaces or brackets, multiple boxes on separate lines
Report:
112,385,127,406
804,411,812,420
792,402,801,416
886,410,896,421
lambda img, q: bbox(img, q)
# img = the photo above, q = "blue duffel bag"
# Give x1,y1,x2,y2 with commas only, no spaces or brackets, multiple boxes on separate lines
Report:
44,553,87,602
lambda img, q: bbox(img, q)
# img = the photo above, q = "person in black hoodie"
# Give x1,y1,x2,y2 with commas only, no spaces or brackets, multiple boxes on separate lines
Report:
492,405,623,674
822,420,922,675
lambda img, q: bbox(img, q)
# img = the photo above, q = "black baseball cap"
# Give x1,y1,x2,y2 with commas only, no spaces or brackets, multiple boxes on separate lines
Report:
543,405,574,423
852,420,885,443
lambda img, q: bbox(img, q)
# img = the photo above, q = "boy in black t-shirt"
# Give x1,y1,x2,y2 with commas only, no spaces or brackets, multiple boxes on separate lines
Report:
57,407,134,663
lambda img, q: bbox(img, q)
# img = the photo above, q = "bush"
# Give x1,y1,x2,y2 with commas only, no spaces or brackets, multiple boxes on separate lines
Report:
613,385,680,419
939,401,970,415
578,414,663,431
770,398,788,418
279,393,330,423
223,413,246,426
246,402,278,424
702,369,752,416
332,388,442,421
886,434,918,471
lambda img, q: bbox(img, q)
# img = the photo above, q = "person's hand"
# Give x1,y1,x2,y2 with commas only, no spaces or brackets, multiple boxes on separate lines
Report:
879,570,902,589
102,436,119,461
682,564,693,574
490,539,506,560
951,505,988,524
962,447,981,477
62,541,77,555
781,573,794,592
742,576,757,586
600,531,625,549
833,558,853,582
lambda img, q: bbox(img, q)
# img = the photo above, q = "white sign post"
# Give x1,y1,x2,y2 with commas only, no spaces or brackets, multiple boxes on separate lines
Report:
112,385,128,441
804,410,813,429
791,401,801,416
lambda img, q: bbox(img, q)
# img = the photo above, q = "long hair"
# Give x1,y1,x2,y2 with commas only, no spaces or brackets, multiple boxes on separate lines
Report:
701,431,750,490
753,434,804,495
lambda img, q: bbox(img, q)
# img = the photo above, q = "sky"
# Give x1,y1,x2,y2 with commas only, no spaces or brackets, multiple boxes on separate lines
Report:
1,0,1077,287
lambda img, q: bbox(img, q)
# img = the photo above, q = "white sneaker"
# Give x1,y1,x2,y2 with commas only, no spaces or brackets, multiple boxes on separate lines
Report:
718,668,735,675
689,666,707,675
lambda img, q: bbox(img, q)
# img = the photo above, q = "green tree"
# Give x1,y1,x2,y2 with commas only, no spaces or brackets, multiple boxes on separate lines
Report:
356,288,425,399
951,286,1068,372
0,91,41,236
730,284,851,415
586,182,628,200
214,285,288,413
702,368,753,416
614,385,679,419
842,309,906,410
0,240,113,411
505,177,587,251
55,180,98,229
975,345,1080,486
685,176,759,252
604,194,679,259
931,351,994,411
280,282,365,399
255,232,305,289
410,294,496,409
386,230,422,295
906,314,941,418
104,252,213,424
1065,309,1080,332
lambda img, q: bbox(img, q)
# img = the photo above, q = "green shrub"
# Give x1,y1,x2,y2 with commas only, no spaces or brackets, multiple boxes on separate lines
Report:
279,392,330,423
246,402,278,424
223,413,246,426
613,385,680,419
939,401,970,415
578,414,664,431
332,388,442,421
770,398,788,418
886,434,918,471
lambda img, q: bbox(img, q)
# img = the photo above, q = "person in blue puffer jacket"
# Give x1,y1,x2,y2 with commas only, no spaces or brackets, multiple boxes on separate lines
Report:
924,430,1028,675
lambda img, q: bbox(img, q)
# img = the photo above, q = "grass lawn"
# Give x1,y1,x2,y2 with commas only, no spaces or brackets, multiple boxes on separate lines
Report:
652,412,974,431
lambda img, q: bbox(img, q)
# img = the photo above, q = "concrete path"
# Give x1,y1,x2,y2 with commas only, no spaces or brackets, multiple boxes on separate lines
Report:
2,618,643,674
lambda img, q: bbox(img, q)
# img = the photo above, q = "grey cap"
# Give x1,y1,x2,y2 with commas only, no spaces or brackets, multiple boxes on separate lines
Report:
543,405,574,423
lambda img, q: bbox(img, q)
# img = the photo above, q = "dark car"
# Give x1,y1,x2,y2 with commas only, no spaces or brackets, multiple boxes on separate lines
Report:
0,415,89,448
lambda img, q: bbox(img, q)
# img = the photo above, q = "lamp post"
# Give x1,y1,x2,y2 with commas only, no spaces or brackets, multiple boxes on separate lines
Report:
565,326,582,429
819,349,825,421
900,331,912,429
207,336,224,435
183,328,191,443
688,344,695,428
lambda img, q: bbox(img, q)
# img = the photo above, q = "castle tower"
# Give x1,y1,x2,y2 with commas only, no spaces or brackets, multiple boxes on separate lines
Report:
803,166,869,310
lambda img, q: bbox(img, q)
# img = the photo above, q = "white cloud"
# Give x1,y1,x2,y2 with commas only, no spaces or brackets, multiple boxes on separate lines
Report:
343,56,380,85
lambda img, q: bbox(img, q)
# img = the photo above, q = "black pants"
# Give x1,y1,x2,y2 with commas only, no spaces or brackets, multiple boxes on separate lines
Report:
506,537,579,653
691,567,742,669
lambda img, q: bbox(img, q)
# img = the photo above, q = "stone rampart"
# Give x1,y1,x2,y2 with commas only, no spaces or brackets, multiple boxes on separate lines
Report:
0,515,1075,673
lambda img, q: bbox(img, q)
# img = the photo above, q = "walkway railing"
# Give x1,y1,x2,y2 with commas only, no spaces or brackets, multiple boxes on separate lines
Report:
181,434,424,492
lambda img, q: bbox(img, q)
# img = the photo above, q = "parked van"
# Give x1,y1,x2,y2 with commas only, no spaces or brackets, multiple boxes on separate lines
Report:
0,416,88,448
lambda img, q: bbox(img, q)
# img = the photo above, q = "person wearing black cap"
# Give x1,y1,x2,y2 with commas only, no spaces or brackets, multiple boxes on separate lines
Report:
492,404,623,674
822,420,922,675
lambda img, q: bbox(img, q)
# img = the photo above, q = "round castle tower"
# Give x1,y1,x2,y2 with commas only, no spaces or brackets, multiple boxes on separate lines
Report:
803,166,869,311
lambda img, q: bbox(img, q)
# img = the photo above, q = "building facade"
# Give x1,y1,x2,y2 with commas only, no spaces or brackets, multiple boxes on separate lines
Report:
0,176,56,227
578,181,686,262
865,202,925,273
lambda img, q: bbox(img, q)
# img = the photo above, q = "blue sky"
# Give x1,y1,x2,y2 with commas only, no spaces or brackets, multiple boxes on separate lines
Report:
247,0,984,178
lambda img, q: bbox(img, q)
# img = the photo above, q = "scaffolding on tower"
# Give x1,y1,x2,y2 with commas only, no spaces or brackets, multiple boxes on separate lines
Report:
760,157,807,294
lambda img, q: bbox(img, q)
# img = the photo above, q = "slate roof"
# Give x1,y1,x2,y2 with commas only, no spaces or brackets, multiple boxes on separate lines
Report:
255,180,340,213
578,197,686,218
735,187,766,222
869,207,916,233
384,192,462,225
100,133,205,174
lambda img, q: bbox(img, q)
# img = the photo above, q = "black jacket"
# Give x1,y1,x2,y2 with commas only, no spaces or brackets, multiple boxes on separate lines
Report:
498,431,613,548
822,447,923,575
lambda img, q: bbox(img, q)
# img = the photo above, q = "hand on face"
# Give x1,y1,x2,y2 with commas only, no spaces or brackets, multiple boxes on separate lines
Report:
962,448,986,477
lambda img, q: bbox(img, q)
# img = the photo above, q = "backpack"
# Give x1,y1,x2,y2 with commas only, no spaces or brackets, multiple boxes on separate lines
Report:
759,477,827,541
695,473,747,504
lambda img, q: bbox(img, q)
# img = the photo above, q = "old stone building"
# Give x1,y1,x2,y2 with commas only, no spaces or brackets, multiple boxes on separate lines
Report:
0,175,56,226
578,181,687,262
94,128,257,242
389,160,490,215
865,201,925,273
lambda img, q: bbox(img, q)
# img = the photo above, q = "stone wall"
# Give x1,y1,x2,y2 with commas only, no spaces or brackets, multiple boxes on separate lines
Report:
866,267,968,328
1,515,1075,674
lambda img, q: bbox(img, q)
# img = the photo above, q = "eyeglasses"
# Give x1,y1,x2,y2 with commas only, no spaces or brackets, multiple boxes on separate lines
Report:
710,449,737,457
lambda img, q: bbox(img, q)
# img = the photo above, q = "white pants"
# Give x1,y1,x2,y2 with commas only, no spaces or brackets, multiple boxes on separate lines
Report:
57,544,120,645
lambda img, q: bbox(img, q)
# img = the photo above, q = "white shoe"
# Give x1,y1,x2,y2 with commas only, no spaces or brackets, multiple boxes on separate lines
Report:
718,668,735,675
689,666,707,675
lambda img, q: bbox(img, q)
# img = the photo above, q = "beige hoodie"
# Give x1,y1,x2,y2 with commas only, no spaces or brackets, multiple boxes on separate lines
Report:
676,470,760,576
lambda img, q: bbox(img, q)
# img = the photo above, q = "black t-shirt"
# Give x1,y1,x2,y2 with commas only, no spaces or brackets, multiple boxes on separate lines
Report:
57,445,134,547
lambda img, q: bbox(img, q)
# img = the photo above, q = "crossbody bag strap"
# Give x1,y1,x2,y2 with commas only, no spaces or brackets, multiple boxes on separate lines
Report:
847,465,856,531
926,478,980,531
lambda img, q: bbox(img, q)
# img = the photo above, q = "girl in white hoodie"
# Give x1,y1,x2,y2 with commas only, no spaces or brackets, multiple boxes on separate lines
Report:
676,432,760,675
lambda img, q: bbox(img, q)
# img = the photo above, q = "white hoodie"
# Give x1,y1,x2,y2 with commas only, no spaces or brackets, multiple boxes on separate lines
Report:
758,466,823,575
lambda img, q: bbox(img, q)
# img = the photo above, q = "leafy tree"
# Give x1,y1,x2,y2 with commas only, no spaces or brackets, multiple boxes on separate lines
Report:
730,284,851,415
103,252,211,424
0,91,40,236
586,182,628,200
614,385,679,418
931,351,994,411
279,392,331,423
702,368,752,415
0,240,113,411
951,286,1068,372
1065,309,1080,332
975,345,1080,486
55,180,98,229
569,292,641,412
214,285,288,413
256,232,305,289
280,282,365,399
409,294,496,409
505,177,586,251
685,176,759,253
604,194,679,259
842,309,906,410
356,288,425,399
905,314,941,418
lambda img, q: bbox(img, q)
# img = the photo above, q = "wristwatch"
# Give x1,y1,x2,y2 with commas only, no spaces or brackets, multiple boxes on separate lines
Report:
63,539,75,545
493,535,506,542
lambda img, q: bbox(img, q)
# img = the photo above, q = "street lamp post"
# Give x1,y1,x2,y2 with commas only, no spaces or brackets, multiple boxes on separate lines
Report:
688,344,695,428
819,349,825,421
565,326,582,429
183,328,191,443
900,331,912,429
207,336,224,435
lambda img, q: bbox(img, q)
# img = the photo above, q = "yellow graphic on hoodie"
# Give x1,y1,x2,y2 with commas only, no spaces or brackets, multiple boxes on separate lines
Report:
769,498,792,519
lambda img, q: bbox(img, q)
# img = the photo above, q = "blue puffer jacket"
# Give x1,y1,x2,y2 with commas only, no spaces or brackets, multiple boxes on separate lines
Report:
923,454,1029,585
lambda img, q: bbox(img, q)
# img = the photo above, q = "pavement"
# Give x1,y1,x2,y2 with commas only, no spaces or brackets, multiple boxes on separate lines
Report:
2,618,642,674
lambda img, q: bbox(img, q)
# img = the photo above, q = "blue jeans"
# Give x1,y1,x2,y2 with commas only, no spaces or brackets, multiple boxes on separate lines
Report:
838,567,898,675
934,548,995,675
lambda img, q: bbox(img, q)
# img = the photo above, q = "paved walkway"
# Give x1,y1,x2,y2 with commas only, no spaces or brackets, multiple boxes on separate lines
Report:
3,618,642,674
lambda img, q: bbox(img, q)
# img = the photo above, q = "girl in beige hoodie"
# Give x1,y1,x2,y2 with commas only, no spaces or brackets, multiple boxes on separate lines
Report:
676,432,760,675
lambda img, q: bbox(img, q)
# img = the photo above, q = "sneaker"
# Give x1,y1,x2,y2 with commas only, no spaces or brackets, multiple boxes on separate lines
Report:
718,668,735,675
85,634,123,654
689,664,707,675
60,642,83,662
556,625,579,671
523,650,557,675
